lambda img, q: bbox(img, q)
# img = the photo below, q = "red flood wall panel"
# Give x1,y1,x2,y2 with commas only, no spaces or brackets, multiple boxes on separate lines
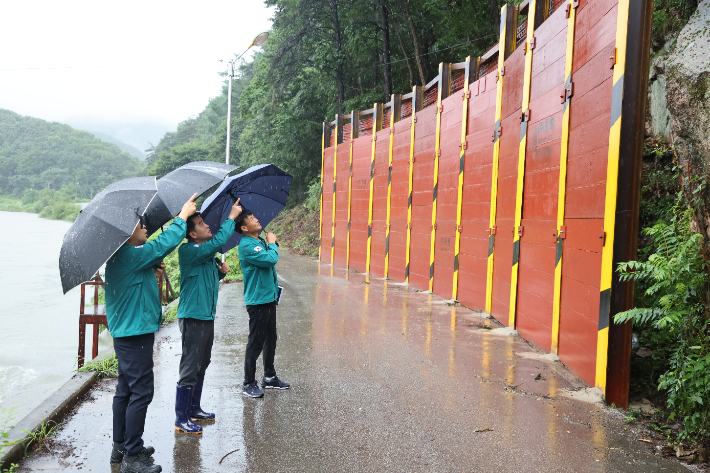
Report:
333,142,351,269
458,72,497,311
409,106,437,290
369,128,390,278
515,8,568,352
349,136,372,273
557,0,618,386
320,146,335,264
432,93,464,299
388,118,412,282
490,47,525,325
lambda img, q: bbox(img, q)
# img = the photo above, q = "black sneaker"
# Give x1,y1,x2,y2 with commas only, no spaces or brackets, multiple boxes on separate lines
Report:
242,381,264,398
110,442,155,463
120,452,162,473
261,376,290,390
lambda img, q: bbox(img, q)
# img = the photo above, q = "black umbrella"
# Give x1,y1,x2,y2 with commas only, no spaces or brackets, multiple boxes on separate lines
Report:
200,164,293,253
59,176,158,294
143,161,237,236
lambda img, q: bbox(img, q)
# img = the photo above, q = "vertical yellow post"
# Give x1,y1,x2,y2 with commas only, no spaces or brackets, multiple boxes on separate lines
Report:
331,114,342,265
509,0,544,327
452,58,474,300
405,87,421,282
552,0,579,353
596,0,630,392
384,95,401,278
319,122,327,261
346,111,359,269
485,5,515,313
429,63,450,291
366,104,383,275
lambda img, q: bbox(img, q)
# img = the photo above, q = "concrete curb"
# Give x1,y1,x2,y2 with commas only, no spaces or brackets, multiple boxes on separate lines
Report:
0,371,98,469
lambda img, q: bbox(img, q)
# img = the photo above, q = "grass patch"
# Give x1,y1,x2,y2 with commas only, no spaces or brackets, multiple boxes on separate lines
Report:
163,303,178,324
76,353,118,378
21,416,59,456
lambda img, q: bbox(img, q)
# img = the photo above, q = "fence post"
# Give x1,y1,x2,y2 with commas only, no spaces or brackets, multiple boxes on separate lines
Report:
346,111,359,270
552,0,580,354
319,122,327,261
405,86,423,282
452,57,474,300
384,95,401,278
508,0,548,327
331,114,343,265
366,103,384,275
485,4,516,314
429,63,451,291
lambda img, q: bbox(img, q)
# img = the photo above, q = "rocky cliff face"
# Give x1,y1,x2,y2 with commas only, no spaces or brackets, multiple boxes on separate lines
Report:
646,0,710,239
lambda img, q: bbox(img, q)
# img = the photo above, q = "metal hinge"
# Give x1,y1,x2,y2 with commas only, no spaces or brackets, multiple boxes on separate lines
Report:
373,134,377,142
489,226,497,236
521,110,531,123
561,83,574,103
600,231,606,246
500,66,506,76
463,90,472,99
413,116,417,123
518,226,524,237
459,141,468,150
565,0,579,17
437,149,441,157
457,225,463,233
609,48,617,68
559,225,567,239
407,223,412,229
431,223,438,230
390,126,395,133
528,37,536,51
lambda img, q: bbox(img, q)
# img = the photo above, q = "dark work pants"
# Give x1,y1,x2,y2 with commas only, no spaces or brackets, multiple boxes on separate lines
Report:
178,318,214,387
112,333,155,455
243,302,277,385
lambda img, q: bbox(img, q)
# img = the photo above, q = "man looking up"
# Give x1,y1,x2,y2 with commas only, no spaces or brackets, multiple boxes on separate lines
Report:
174,199,242,434
235,210,289,398
105,194,197,473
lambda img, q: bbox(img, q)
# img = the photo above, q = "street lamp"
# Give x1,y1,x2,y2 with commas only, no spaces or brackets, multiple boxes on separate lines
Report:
225,32,269,167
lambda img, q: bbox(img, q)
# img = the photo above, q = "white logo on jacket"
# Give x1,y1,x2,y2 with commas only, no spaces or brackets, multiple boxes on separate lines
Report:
254,246,262,252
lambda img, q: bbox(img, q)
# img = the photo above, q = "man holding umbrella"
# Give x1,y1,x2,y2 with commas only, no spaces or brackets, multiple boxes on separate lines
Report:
106,194,197,473
173,198,242,434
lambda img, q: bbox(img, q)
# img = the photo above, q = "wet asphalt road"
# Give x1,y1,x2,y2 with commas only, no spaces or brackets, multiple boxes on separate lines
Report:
17,251,689,472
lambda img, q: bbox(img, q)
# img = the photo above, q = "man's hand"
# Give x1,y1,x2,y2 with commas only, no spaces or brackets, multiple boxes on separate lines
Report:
177,193,198,221
154,260,166,280
219,262,231,274
228,198,242,221
266,232,277,244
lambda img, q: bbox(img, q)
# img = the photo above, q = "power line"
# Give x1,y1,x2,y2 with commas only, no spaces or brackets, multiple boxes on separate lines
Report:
381,33,499,66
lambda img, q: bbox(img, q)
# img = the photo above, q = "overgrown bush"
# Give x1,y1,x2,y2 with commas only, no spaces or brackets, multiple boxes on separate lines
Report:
615,146,710,440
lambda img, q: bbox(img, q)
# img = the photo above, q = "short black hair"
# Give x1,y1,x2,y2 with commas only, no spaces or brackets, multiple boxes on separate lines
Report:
234,209,253,235
185,212,202,241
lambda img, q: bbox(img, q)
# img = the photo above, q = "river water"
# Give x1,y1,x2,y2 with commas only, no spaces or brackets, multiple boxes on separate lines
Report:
0,211,112,421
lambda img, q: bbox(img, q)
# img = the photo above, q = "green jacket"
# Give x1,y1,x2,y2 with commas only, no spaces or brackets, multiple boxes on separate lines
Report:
177,218,235,320
238,235,279,306
105,218,186,338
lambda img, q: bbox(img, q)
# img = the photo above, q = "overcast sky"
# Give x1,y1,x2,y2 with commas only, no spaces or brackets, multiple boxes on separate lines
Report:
0,0,274,152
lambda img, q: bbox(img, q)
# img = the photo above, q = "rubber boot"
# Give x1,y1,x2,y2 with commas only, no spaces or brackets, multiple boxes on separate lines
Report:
190,378,215,421
174,384,202,434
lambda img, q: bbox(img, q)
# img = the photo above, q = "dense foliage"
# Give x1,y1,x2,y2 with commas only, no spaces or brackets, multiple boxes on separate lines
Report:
147,0,503,201
0,109,142,200
616,145,710,441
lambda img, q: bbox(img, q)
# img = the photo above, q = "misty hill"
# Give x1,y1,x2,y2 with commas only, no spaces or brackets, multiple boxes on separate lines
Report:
0,109,143,200
88,131,146,160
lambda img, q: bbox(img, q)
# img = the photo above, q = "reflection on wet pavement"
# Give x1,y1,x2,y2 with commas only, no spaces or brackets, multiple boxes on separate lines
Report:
17,252,687,472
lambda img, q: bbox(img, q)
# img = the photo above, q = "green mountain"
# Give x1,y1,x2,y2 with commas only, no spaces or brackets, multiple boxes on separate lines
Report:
88,131,146,160
0,109,143,200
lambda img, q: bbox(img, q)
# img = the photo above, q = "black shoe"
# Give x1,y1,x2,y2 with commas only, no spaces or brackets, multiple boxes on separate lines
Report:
242,381,264,398
261,376,290,390
110,443,155,463
120,452,162,473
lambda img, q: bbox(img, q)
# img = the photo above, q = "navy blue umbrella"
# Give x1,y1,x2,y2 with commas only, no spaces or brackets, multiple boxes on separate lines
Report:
200,164,292,253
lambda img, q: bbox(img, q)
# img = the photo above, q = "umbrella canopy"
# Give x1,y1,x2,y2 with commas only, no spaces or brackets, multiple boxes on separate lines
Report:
200,164,292,253
143,161,237,236
59,176,158,294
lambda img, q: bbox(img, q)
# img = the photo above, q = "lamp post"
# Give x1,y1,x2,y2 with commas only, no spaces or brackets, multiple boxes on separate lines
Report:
225,32,269,167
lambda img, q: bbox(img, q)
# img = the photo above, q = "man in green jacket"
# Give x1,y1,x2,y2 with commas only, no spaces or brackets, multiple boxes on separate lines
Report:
174,199,242,434
105,194,197,473
235,209,289,398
